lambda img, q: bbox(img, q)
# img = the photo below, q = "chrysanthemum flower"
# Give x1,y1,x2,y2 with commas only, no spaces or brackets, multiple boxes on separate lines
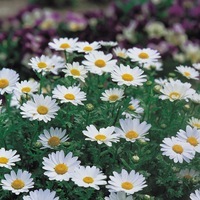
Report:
176,65,199,80
38,127,69,149
190,189,200,200
159,80,195,102
48,37,78,52
23,189,59,200
71,166,107,190
76,41,101,53
105,192,133,200
106,169,147,194
82,51,117,75
188,117,200,129
176,125,200,153
160,136,195,163
113,47,128,59
127,47,160,64
190,93,200,104
177,169,199,180
0,68,19,95
52,85,86,105
99,41,118,47
62,62,88,82
100,88,124,103
42,150,80,181
82,125,119,146
1,169,34,195
0,148,21,169
49,55,65,75
20,94,60,123
115,118,151,142
111,64,147,86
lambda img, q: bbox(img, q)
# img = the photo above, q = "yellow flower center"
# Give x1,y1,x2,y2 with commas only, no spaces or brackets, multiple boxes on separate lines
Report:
109,95,119,102
0,78,9,89
187,137,198,146
95,59,106,68
117,52,126,58
83,46,93,52
64,93,75,100
95,134,107,141
125,131,138,139
184,72,191,77
37,105,48,115
54,163,68,175
83,176,94,184
37,62,47,69
184,175,192,179
0,157,8,164
121,181,134,190
193,123,200,128
21,87,31,93
48,136,61,147
172,144,183,154
138,52,149,59
128,105,135,110
70,69,80,76
60,43,71,49
122,74,134,81
169,92,181,100
11,179,25,190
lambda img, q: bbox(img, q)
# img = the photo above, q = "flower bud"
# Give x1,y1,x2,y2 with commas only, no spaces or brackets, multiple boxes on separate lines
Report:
85,103,94,111
34,141,42,148
132,155,140,162
153,85,161,93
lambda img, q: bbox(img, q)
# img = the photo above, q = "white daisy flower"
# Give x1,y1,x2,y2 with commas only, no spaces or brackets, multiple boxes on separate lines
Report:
106,169,147,194
176,125,200,153
82,51,117,75
190,189,200,200
23,189,59,200
176,65,199,80
159,79,195,102
100,88,124,103
0,148,21,169
71,166,107,190
42,150,80,181
115,118,151,142
111,64,147,86
177,169,199,180
48,37,78,52
193,63,200,71
1,169,34,195
82,125,119,147
0,68,19,95
49,55,65,75
190,93,200,104
62,62,88,82
52,85,86,105
38,127,69,149
105,191,133,200
127,47,160,64
76,41,101,53
99,41,118,47
113,47,128,59
160,136,195,163
143,61,163,71
20,94,60,123
188,117,200,129
154,78,169,86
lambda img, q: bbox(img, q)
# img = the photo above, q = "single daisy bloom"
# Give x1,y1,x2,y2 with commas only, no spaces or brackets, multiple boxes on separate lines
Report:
99,41,118,47
160,136,195,163
1,169,34,195
100,88,124,103
190,93,200,104
0,68,19,95
177,169,199,180
82,51,117,75
76,41,101,53
82,125,119,147
176,125,200,153
38,127,69,149
42,150,80,181
106,169,147,194
0,148,21,169
52,85,86,105
188,117,200,129
113,47,128,59
111,64,147,86
48,37,78,52
176,65,199,80
115,118,151,142
105,191,133,200
23,189,59,200
49,55,65,75
20,94,60,123
62,62,88,82
159,79,195,102
127,47,160,64
193,63,200,71
143,61,163,71
71,166,107,190
190,189,200,200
